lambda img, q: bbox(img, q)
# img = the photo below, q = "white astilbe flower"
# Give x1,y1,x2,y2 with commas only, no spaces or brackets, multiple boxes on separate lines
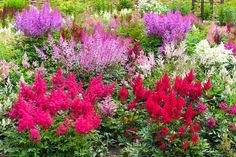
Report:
195,40,236,65
136,0,168,14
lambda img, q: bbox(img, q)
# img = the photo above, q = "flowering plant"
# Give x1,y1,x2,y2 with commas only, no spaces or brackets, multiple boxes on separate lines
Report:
15,2,63,37
8,68,116,142
135,0,168,15
144,11,194,52
36,24,132,72
119,70,213,155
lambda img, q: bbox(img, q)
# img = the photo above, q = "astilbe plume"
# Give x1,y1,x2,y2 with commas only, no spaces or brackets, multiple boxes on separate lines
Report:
206,22,226,45
78,24,132,72
8,68,115,142
126,42,156,79
144,10,194,52
37,24,132,72
120,70,212,149
15,2,63,37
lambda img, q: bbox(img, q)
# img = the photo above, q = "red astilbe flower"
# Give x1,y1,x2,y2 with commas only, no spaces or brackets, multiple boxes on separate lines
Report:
123,70,210,150
56,118,70,136
192,133,199,144
29,128,41,143
203,79,211,91
183,140,189,149
9,68,115,142
119,84,129,102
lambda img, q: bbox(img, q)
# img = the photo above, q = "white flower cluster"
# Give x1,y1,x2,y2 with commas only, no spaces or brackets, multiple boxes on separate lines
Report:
195,40,236,65
135,0,168,14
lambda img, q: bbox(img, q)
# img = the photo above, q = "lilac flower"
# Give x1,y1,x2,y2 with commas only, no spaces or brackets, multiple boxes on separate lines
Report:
15,3,63,37
143,10,193,52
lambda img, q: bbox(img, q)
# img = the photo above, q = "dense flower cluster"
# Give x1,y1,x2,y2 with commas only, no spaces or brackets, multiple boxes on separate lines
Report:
79,24,132,72
0,60,14,81
9,68,115,142
206,22,227,45
144,11,194,52
120,70,212,149
135,0,168,14
98,96,118,117
195,39,235,65
15,3,63,37
37,24,132,72
126,42,156,78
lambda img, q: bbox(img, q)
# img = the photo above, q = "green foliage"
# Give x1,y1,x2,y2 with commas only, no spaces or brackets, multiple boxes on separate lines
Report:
167,1,191,16
116,0,134,11
3,0,27,10
0,123,96,156
54,0,89,17
218,4,236,25
92,0,110,13
185,27,207,56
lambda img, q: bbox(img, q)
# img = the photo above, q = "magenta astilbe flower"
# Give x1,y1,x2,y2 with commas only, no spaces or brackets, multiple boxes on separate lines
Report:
207,117,216,128
15,2,63,37
224,42,236,54
196,102,208,114
228,104,236,114
219,102,228,111
143,10,192,52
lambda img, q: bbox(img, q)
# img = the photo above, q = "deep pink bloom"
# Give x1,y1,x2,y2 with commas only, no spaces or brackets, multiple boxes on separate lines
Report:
29,128,41,142
228,105,236,114
207,117,216,128
178,126,186,136
119,84,129,102
219,102,228,111
196,102,208,114
160,141,166,150
204,79,211,91
161,127,169,137
229,123,235,131
183,140,189,149
191,133,199,144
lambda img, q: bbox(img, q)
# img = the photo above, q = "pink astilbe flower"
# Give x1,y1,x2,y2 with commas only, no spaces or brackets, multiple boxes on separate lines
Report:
9,68,115,142
15,2,63,37
206,22,227,45
98,96,119,117
79,24,132,72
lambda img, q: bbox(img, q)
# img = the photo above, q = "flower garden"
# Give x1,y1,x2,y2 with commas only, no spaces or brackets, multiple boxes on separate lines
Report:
0,0,235,156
